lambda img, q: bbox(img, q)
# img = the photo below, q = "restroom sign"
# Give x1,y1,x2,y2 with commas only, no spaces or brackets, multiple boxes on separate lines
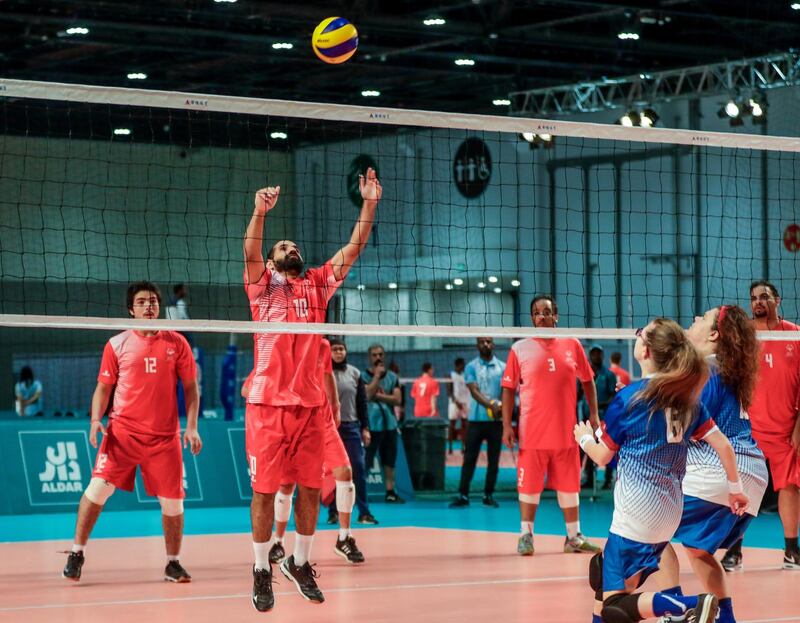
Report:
453,138,491,198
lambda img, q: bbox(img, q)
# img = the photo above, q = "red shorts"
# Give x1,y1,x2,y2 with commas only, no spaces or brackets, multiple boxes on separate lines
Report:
323,415,350,473
246,403,325,494
753,433,800,491
92,422,184,499
517,447,581,495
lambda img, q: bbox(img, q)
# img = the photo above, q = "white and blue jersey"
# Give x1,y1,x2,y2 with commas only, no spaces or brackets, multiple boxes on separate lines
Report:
598,379,718,544
682,358,768,516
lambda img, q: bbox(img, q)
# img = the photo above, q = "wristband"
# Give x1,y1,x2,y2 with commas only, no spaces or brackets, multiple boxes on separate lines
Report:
579,434,593,451
727,479,743,495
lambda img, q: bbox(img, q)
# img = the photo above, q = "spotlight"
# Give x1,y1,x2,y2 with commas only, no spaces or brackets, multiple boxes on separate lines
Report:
745,95,767,125
493,287,502,294
488,276,498,283
453,278,464,286
423,17,446,26
270,131,288,139
616,111,640,127
521,132,536,143
113,128,131,136
617,31,640,40
492,98,511,106
725,101,740,118
126,72,147,80
640,108,659,128
455,58,475,66
511,279,521,287
388,282,398,289
361,90,381,97
521,133,555,149
357,284,366,291
272,42,293,50
477,282,486,289
445,283,454,290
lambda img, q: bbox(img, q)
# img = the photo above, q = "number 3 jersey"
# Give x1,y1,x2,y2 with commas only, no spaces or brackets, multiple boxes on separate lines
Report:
245,261,342,407
98,330,197,435
502,337,594,450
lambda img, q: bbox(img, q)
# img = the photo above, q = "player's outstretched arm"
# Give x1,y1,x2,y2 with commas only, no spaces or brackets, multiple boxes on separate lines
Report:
182,379,202,455
573,421,615,466
89,382,113,448
244,186,280,284
704,429,749,515
330,167,381,282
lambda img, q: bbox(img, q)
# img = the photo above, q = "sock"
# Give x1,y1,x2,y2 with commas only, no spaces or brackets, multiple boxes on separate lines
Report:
652,593,697,617
253,541,270,571
71,543,85,553
294,533,314,566
272,535,283,544
785,536,799,551
566,521,580,539
521,521,533,535
167,555,179,562
717,597,735,623
592,615,603,623
338,528,349,540
727,539,743,555
662,585,683,596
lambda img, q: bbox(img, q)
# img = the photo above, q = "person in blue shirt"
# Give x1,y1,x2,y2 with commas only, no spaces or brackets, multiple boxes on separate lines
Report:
580,344,620,490
449,337,506,508
575,318,749,623
15,366,43,417
657,305,767,623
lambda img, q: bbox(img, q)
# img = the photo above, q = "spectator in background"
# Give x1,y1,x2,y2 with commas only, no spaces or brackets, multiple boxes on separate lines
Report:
447,358,470,454
15,366,43,417
609,351,631,387
411,363,440,418
166,284,190,320
580,345,618,490
450,337,506,508
363,344,405,503
388,360,405,422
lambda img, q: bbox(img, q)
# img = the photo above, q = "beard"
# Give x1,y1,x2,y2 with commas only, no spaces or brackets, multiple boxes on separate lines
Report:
275,254,304,273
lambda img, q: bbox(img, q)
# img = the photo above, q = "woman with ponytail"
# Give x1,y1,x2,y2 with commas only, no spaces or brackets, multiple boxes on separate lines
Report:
574,318,749,623
657,306,767,623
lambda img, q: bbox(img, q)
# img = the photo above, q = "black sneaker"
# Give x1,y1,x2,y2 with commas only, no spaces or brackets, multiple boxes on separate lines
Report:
721,548,743,572
385,490,405,504
685,593,719,623
269,540,286,564
252,565,274,612
326,511,339,525
357,513,379,525
335,535,365,564
783,549,800,570
164,560,192,583
449,495,470,508
279,555,324,603
482,495,499,508
62,550,84,581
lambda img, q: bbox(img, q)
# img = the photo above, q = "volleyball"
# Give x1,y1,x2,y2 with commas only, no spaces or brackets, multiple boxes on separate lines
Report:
312,17,358,64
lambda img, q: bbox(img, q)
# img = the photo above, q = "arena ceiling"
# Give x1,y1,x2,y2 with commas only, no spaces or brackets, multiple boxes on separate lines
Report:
0,0,798,115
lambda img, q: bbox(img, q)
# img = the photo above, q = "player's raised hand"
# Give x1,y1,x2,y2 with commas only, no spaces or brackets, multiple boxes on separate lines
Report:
729,492,749,516
359,167,382,203
254,186,281,216
183,427,203,455
89,419,106,449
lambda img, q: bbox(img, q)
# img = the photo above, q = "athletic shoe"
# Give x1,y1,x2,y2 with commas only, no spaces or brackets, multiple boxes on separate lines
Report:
517,533,534,556
721,549,743,572
482,495,499,508
357,513,379,525
385,490,405,504
326,510,339,525
269,540,286,564
62,550,84,581
334,536,365,564
252,565,274,612
564,533,602,554
164,560,192,583
449,495,470,508
280,555,324,603
783,549,800,570
685,593,719,623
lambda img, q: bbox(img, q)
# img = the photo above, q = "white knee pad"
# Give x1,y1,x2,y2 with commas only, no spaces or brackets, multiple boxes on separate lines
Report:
335,480,355,514
158,497,184,516
274,491,293,523
518,493,541,504
557,492,580,508
84,477,115,505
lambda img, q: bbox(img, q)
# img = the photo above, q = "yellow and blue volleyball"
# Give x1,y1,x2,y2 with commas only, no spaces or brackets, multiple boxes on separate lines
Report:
312,17,358,64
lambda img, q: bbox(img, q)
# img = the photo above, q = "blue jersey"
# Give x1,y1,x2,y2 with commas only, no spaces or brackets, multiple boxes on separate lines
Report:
598,379,717,543
682,358,768,515
463,355,505,422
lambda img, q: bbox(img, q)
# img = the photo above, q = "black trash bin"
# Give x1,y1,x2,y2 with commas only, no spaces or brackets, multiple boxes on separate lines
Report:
401,418,447,490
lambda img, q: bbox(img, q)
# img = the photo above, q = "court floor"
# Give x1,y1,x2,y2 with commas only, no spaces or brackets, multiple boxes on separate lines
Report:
0,498,797,622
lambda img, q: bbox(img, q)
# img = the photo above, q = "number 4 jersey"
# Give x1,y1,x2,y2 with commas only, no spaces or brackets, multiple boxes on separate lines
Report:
98,330,197,435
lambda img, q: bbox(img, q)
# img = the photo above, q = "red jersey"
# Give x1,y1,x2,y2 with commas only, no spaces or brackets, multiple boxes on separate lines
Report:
750,319,800,440
245,262,342,407
98,330,196,436
502,337,593,450
411,375,440,417
609,363,631,387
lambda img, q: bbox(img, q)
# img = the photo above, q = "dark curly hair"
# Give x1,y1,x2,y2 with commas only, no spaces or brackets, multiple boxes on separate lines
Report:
713,305,760,410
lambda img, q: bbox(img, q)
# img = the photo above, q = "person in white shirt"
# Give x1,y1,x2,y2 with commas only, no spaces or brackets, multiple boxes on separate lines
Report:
447,358,470,452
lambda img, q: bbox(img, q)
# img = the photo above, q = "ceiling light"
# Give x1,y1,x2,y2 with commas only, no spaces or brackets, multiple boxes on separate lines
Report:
640,108,659,128
488,32,498,39
423,17,446,26
214,0,238,3
748,98,764,117
445,283,453,290
455,58,475,66
724,100,740,118
388,282,398,289
488,276,498,283
126,72,147,80
113,128,131,136
272,42,293,50
453,278,464,286
493,287,502,294
521,132,536,143
511,279,521,287
492,98,510,106
538,134,552,142
616,111,641,127
617,31,640,40
477,282,486,289
356,284,366,291
66,27,89,35
270,131,288,139
361,90,380,97
792,2,800,9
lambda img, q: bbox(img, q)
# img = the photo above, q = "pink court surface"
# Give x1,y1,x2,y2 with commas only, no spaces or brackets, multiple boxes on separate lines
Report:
0,528,797,623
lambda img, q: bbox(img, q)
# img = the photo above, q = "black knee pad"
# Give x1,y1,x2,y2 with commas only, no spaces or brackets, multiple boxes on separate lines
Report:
589,552,603,601
601,593,643,623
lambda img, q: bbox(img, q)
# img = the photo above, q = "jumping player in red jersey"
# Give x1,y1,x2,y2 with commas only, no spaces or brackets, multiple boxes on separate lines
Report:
62,282,201,583
244,169,381,612
721,280,800,571
501,295,602,556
